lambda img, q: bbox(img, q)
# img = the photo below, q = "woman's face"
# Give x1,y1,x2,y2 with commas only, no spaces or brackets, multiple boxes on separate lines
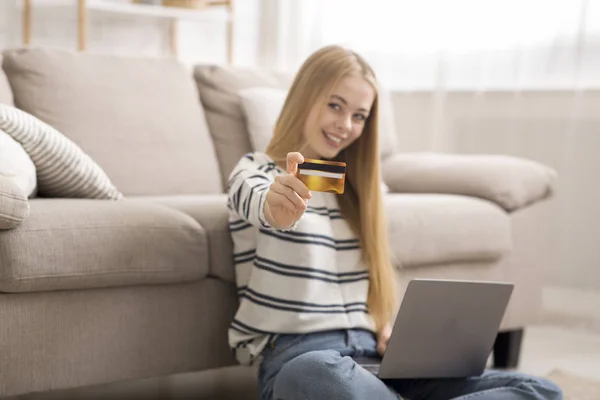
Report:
303,75,375,160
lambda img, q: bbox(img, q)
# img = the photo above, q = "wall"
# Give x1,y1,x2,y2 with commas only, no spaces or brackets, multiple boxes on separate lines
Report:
392,90,600,291
0,1,16,49
0,0,260,67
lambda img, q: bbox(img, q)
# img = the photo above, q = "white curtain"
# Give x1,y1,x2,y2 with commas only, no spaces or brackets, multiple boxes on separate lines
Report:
261,0,600,291
264,0,599,91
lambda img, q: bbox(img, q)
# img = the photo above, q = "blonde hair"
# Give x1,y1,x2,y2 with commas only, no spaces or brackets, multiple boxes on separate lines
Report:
265,45,397,332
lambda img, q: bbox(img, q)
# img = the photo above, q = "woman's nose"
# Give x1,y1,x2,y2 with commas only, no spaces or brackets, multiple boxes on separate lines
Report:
336,114,352,133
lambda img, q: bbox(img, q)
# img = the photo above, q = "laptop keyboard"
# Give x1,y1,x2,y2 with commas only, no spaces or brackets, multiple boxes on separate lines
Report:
360,363,381,375
353,356,382,375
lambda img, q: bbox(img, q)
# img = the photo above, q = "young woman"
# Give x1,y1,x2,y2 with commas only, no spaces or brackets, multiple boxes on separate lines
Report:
226,45,562,400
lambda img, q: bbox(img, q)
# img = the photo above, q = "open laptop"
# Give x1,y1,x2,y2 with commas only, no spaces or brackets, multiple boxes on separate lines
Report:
356,279,514,379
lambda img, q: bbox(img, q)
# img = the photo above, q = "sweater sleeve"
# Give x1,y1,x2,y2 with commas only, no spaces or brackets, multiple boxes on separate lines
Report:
227,154,274,229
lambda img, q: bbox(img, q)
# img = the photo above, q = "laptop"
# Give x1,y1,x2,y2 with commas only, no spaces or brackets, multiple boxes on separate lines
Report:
356,279,514,379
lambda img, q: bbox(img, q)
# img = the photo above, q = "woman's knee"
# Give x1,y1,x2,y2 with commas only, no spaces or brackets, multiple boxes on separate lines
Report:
521,376,563,400
272,350,359,400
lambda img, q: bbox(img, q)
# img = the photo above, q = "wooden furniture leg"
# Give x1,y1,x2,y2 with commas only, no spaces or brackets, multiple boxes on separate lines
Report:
493,328,524,369
23,0,32,46
226,0,234,64
78,0,88,51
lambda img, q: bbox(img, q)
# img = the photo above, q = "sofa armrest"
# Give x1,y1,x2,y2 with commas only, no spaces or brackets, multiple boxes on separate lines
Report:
381,153,557,211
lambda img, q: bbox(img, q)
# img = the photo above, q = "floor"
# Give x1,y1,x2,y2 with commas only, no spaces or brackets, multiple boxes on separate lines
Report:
7,285,600,400
518,286,600,382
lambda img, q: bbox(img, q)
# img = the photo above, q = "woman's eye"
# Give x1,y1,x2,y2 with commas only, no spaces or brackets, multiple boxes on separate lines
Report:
328,103,341,111
354,114,367,121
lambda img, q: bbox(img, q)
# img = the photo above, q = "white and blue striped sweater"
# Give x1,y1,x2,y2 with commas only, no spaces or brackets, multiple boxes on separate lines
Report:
227,152,375,365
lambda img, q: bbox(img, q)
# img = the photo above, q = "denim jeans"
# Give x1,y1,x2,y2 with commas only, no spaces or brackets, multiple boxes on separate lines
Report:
258,329,563,400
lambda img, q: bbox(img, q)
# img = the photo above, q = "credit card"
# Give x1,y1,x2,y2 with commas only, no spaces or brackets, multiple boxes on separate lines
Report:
296,159,346,194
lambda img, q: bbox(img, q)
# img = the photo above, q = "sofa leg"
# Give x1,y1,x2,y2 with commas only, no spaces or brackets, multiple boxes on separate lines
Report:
493,329,524,369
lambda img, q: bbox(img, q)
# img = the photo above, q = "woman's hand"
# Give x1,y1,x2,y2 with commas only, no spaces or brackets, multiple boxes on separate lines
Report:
264,152,312,229
377,323,392,356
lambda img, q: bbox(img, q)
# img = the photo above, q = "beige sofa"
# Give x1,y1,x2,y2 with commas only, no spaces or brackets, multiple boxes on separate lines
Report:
0,47,556,398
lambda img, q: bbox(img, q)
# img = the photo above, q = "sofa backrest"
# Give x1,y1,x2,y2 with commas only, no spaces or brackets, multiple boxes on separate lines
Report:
0,55,13,106
193,64,399,188
2,47,222,196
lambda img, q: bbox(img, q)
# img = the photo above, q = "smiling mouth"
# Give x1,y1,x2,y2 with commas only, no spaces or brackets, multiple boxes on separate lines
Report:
323,130,343,146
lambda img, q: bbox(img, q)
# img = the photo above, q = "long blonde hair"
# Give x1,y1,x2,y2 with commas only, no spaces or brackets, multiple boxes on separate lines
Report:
265,45,397,332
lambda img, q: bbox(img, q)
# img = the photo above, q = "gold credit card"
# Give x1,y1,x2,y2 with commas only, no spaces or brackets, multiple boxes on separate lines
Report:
296,159,346,194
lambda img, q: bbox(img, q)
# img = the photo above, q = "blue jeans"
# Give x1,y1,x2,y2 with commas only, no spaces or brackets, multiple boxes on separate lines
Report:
258,329,562,400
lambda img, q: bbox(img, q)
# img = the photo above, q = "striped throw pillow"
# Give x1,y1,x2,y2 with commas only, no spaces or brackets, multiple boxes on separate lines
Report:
0,105,123,200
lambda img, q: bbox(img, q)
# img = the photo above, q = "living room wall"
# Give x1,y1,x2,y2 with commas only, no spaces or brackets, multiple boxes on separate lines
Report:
0,2,15,49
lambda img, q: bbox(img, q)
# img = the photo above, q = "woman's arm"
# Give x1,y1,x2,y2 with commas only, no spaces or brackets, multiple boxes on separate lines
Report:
227,155,274,229
227,152,311,230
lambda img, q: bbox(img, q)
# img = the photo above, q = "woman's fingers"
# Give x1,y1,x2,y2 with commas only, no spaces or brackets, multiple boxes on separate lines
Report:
286,152,305,175
271,181,307,210
266,188,297,212
276,174,311,200
283,151,311,199
377,323,392,355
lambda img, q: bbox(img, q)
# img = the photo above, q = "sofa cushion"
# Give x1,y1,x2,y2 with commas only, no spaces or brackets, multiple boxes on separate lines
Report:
0,105,122,200
238,86,287,152
0,178,30,230
2,47,222,196
193,65,287,189
133,194,235,283
385,193,512,267
0,199,208,293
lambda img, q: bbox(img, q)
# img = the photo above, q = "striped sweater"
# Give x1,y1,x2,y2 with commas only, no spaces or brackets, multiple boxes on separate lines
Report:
227,152,374,365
